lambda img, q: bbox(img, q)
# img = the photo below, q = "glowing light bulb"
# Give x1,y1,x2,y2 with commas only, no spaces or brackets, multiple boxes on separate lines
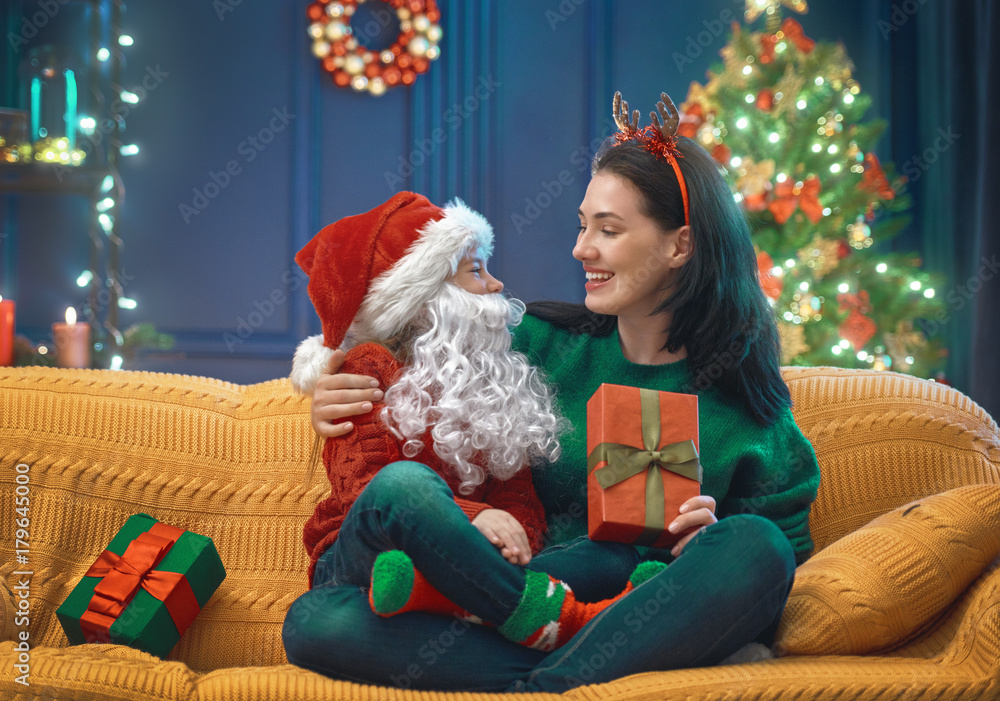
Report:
812,143,822,153
745,94,755,104
768,132,780,143
736,117,748,129
96,197,114,212
830,163,841,173
910,280,922,290
730,156,742,167
924,289,935,298
876,263,888,273
743,65,752,75
797,99,807,110
97,48,110,61
76,270,94,287
119,35,134,46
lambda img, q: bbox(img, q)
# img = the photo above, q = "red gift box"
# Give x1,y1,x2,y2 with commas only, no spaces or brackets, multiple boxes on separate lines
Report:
587,384,702,549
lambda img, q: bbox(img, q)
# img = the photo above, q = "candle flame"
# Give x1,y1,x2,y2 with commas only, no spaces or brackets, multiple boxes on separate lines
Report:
66,306,77,325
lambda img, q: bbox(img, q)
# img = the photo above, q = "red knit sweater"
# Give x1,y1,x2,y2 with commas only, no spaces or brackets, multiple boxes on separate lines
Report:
303,343,548,585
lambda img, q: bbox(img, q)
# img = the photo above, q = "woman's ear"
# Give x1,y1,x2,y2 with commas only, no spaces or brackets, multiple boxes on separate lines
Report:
676,225,693,263
663,225,693,269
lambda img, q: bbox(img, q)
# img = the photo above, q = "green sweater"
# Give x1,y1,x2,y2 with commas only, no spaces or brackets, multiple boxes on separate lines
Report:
512,314,821,565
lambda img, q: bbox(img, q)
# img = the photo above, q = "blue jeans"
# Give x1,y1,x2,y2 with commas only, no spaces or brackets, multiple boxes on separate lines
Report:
282,461,796,692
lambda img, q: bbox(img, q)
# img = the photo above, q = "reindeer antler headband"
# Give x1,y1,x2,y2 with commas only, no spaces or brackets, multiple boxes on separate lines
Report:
609,91,690,226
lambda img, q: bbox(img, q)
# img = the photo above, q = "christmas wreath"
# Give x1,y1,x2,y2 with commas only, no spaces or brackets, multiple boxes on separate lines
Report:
307,0,442,96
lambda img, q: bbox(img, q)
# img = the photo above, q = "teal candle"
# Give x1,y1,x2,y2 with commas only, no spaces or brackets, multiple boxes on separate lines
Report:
64,68,77,150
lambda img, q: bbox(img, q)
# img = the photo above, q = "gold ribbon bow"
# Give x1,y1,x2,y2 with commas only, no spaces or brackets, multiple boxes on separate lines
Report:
587,388,702,546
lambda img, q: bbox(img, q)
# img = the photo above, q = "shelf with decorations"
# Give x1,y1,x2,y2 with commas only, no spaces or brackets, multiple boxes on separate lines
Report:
0,0,172,370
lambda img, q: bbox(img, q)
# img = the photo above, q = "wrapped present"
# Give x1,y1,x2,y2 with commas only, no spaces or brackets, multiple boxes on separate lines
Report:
587,384,702,548
57,513,225,658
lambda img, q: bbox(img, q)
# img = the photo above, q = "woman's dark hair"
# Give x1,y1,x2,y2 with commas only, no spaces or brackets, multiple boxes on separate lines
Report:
526,136,790,426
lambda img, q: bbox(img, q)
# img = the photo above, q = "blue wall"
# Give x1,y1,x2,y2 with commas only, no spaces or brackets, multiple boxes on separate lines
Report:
4,0,891,384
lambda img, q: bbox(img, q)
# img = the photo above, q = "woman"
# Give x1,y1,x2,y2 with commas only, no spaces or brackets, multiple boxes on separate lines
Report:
284,93,821,692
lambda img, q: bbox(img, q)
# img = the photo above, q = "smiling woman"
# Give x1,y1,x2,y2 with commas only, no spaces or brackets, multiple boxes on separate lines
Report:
296,91,821,693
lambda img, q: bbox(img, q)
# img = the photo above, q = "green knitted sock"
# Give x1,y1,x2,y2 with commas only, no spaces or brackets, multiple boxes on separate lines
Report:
629,560,668,588
368,550,469,618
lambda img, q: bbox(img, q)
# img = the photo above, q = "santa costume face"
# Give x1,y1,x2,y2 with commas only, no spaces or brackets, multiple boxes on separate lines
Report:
447,247,505,296
384,280,562,494
292,193,563,493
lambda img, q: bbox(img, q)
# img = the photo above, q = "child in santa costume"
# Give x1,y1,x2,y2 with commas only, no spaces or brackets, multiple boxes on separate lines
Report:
287,192,661,652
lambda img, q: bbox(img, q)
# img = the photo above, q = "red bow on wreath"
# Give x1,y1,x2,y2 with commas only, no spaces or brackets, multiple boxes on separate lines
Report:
769,176,823,224
760,18,816,64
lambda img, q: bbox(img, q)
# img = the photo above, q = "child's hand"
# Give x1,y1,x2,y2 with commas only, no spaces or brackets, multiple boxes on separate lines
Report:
311,350,383,438
471,509,532,565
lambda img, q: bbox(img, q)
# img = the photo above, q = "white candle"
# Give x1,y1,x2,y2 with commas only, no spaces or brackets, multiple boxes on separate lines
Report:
53,306,91,369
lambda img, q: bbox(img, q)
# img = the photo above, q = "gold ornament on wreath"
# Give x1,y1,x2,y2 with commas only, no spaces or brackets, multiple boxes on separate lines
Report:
307,0,442,96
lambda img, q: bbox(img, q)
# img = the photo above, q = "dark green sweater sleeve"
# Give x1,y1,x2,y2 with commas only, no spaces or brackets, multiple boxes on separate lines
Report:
716,409,821,565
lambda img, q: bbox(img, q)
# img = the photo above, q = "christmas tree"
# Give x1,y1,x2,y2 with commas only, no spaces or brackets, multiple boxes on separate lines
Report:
680,0,947,378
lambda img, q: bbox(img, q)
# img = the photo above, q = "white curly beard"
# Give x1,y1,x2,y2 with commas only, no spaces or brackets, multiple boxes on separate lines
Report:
380,284,564,494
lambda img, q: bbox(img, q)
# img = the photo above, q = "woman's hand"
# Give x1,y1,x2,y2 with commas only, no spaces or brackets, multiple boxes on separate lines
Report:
472,509,532,565
311,350,383,438
667,495,717,558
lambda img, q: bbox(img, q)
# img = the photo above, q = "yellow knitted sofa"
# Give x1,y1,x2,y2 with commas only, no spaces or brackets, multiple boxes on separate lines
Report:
1,364,998,701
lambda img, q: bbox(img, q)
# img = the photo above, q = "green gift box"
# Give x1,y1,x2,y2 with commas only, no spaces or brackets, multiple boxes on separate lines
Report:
56,513,226,659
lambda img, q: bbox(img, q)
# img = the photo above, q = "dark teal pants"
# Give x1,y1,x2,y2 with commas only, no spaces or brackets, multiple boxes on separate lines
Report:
282,461,795,692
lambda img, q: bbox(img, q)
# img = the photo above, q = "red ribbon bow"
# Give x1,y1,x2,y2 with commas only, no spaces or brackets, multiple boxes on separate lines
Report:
858,152,896,200
80,522,201,644
760,18,815,64
769,176,823,224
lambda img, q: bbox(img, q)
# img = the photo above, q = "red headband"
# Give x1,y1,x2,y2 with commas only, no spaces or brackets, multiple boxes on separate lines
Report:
609,92,690,227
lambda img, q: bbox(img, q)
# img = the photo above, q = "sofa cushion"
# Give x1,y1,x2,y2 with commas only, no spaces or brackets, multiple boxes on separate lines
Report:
774,483,1000,656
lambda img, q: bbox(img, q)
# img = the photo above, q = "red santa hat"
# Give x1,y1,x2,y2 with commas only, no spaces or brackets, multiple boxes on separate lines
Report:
290,191,494,395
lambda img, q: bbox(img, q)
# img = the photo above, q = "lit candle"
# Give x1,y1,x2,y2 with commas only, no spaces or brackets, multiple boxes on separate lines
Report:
52,306,91,369
0,296,14,366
